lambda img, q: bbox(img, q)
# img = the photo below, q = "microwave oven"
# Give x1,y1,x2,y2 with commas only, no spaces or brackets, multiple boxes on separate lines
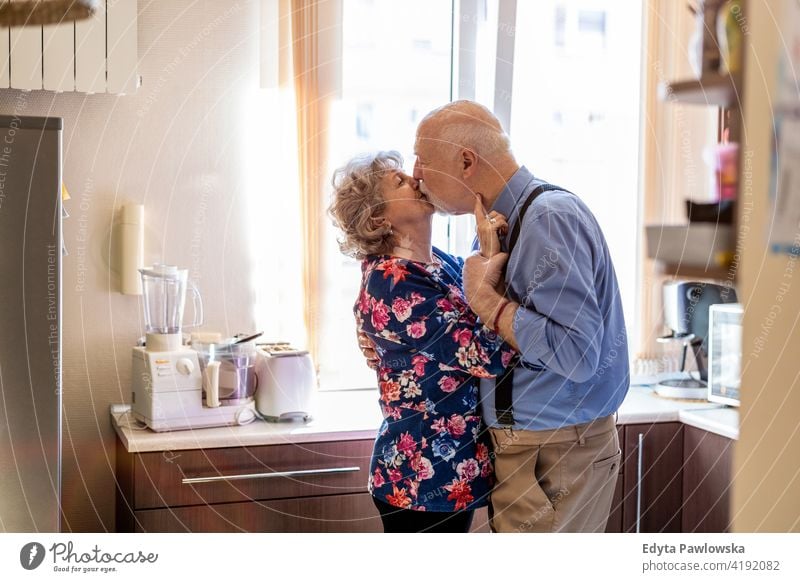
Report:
707,303,743,406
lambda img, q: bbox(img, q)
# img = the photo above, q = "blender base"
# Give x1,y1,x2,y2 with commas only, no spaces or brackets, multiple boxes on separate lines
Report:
134,396,257,432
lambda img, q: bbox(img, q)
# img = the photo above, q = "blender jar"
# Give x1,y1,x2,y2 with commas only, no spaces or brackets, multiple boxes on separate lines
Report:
140,264,203,350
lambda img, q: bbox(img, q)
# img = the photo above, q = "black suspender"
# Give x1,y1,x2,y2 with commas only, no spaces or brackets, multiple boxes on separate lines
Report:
494,183,569,428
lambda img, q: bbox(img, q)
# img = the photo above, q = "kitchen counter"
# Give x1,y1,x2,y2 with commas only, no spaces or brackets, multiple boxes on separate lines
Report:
112,386,740,453
678,406,740,440
616,385,723,423
112,389,382,453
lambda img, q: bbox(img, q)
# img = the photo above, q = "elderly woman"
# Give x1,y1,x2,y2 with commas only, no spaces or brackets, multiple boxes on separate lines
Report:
329,151,515,533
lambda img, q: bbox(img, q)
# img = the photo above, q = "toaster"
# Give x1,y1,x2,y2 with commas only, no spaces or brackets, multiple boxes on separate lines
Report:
255,344,316,421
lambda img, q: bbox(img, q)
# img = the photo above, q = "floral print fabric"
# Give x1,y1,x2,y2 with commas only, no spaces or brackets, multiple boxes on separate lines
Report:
356,248,515,512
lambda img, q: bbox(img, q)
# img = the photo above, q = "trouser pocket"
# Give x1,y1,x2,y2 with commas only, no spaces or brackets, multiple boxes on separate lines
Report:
593,448,622,478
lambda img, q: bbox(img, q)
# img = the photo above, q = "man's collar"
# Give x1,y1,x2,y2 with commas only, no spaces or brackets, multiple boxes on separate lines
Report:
488,165,535,221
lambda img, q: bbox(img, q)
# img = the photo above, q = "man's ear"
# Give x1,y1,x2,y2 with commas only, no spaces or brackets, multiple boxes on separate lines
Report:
461,149,478,178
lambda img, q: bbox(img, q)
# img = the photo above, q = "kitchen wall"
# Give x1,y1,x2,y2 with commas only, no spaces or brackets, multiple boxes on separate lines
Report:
0,0,266,531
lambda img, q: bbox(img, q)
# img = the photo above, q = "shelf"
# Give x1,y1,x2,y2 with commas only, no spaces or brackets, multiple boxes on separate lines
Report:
653,261,733,282
646,223,734,260
658,73,741,108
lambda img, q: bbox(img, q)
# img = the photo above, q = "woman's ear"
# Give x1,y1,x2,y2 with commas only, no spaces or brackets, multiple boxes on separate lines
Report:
461,148,478,178
372,216,390,230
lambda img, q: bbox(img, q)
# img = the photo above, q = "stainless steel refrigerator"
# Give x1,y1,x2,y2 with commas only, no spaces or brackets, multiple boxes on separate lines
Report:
0,115,62,532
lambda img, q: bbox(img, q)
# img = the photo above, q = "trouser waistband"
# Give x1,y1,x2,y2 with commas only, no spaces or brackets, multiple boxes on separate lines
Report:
488,414,616,446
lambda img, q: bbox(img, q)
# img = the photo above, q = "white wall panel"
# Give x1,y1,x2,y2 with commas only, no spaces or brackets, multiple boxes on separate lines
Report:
107,0,138,94
75,0,106,93
9,0,42,90
0,1,9,87
43,22,74,92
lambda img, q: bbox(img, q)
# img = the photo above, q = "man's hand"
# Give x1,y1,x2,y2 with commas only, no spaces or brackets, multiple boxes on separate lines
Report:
473,193,508,258
463,252,521,349
357,330,380,370
463,252,508,322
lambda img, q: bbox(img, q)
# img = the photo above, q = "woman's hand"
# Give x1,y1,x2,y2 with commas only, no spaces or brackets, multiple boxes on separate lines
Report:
357,329,379,370
474,193,508,258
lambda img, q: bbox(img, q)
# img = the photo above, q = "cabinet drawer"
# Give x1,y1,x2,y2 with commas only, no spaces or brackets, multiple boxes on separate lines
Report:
131,439,374,510
133,492,383,532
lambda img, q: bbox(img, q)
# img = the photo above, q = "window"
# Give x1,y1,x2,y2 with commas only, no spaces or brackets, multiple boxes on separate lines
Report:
553,3,610,54
316,0,644,390
555,5,567,47
578,10,607,48
509,0,643,354
318,0,454,390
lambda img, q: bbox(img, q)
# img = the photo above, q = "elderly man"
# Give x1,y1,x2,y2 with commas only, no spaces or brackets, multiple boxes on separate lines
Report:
412,100,630,533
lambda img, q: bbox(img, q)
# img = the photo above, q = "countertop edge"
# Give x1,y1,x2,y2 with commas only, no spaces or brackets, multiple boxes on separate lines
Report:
112,414,379,453
679,409,740,440
113,412,739,454
616,410,681,425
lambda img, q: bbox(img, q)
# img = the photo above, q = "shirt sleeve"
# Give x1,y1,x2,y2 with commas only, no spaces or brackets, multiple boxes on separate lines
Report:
357,259,513,378
511,210,604,383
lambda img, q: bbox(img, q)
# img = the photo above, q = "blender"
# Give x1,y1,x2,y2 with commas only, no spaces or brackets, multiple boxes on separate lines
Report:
130,264,256,431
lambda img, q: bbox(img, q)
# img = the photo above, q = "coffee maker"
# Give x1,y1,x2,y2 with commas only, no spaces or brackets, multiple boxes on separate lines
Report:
130,264,257,431
655,281,737,399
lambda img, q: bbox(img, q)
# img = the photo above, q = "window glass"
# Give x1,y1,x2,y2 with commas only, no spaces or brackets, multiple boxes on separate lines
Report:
510,0,644,353
319,0,453,390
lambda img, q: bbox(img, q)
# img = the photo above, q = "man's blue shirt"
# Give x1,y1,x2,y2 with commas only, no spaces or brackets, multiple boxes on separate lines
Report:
476,166,630,430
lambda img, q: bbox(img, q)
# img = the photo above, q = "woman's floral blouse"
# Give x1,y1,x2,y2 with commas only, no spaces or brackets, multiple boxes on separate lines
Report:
355,247,515,512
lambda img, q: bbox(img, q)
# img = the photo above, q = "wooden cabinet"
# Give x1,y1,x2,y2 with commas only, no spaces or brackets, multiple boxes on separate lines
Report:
603,421,734,533
622,422,684,532
116,422,732,533
116,438,383,533
116,437,491,533
602,423,686,533
605,423,685,533
682,425,733,532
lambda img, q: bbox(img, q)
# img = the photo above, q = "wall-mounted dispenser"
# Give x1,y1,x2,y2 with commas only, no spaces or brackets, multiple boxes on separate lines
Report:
119,204,144,295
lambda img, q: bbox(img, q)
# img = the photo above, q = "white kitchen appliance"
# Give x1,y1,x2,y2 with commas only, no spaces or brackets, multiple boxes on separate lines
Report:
255,344,316,422
655,281,738,399
130,265,256,431
707,303,743,406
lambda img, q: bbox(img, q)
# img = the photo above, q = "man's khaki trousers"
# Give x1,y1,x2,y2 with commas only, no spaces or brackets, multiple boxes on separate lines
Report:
488,415,620,533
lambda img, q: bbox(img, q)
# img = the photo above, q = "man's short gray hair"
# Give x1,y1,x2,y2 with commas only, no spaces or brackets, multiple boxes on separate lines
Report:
419,100,511,158
328,151,402,260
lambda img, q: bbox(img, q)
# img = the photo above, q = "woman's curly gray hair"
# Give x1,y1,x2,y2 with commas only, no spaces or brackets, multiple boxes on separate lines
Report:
328,151,403,260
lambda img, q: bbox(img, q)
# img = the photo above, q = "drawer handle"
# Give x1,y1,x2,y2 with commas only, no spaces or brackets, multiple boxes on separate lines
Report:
181,466,361,485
